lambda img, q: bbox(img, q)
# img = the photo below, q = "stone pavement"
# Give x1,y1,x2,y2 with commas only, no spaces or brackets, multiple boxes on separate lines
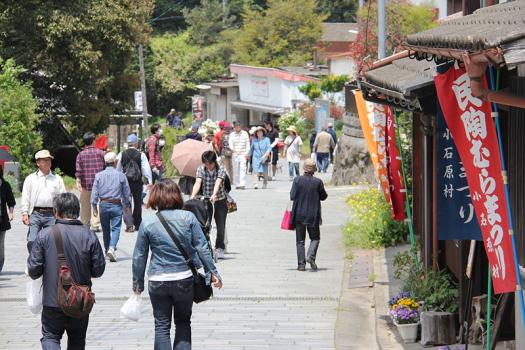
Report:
0,164,356,350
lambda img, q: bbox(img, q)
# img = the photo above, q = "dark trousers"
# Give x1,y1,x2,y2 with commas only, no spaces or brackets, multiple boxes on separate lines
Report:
213,198,228,250
41,306,89,350
149,279,194,350
129,180,143,228
295,222,320,267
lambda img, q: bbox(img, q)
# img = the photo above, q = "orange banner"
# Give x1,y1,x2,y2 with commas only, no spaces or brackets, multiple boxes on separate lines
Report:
353,90,391,204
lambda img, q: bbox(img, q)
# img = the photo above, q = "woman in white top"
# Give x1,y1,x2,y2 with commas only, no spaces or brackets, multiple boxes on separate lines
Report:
284,126,303,180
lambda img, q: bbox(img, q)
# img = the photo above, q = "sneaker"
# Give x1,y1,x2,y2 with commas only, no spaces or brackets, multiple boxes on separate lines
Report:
254,183,259,189
216,248,225,259
297,265,306,271
238,186,246,190
307,258,318,271
107,248,117,262
272,176,276,181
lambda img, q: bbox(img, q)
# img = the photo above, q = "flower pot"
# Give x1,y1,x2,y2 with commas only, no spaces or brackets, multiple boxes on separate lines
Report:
395,322,419,343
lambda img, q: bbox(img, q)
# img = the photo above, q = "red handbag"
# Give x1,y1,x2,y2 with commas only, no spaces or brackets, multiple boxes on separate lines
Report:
280,203,294,230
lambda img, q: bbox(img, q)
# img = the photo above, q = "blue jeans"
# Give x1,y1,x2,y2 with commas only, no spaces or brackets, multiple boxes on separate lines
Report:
41,306,89,350
99,202,123,252
288,162,300,178
27,211,56,253
316,153,329,173
149,279,193,350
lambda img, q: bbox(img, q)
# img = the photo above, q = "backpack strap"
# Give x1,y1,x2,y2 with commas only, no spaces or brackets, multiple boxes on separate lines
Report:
52,225,67,265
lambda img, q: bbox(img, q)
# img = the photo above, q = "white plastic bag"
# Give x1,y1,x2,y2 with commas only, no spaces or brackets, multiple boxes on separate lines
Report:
310,152,317,162
120,294,142,321
26,277,43,314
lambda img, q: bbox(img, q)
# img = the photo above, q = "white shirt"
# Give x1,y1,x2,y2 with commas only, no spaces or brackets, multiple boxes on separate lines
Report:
149,267,205,282
285,135,303,163
229,130,250,156
21,170,66,215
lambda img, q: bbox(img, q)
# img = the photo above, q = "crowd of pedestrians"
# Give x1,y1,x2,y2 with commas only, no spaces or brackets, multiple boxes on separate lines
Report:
0,114,339,349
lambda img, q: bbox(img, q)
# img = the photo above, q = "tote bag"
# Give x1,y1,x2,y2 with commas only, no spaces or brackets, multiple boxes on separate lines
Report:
280,203,293,231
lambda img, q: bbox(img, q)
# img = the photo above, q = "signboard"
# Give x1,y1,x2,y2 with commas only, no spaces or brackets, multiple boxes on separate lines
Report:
192,96,205,121
315,98,330,133
436,104,482,241
251,76,269,97
134,91,143,112
435,65,516,294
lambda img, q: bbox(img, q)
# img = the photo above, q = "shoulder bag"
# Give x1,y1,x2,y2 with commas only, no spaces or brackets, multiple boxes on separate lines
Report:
52,225,96,319
156,212,213,303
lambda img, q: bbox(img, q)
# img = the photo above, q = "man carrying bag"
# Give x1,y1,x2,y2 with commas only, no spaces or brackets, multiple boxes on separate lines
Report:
27,193,106,349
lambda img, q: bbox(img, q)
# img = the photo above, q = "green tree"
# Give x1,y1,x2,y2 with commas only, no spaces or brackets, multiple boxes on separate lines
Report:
299,82,322,101
320,74,348,101
0,1,154,136
0,58,43,177
184,0,235,46
317,0,358,22
234,0,326,67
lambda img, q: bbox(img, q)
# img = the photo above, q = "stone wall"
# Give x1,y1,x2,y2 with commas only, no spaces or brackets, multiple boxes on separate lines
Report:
332,112,376,186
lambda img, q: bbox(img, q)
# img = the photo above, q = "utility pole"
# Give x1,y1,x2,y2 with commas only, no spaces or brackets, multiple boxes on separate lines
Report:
222,0,228,26
378,0,386,59
138,44,149,138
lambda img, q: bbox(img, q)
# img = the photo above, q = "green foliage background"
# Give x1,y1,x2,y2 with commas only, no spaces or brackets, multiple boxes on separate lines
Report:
0,58,42,177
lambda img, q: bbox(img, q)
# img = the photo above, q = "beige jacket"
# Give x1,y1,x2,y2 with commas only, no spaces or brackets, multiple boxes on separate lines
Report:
313,131,335,153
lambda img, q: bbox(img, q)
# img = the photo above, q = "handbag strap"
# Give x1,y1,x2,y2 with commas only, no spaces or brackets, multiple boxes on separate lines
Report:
156,212,198,277
52,225,67,265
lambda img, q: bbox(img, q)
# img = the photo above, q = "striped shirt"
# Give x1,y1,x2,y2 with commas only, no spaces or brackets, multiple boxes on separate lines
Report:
228,130,250,155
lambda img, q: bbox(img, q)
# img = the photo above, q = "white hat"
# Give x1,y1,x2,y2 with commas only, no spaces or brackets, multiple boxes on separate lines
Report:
249,126,257,135
104,152,117,163
35,149,54,160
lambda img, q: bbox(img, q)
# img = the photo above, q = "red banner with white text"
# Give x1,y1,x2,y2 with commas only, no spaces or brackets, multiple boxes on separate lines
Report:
386,108,407,221
435,66,516,294
353,90,406,221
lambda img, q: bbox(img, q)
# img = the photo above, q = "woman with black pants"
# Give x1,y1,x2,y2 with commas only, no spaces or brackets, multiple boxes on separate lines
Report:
133,181,222,350
0,171,16,273
290,158,328,271
191,151,229,259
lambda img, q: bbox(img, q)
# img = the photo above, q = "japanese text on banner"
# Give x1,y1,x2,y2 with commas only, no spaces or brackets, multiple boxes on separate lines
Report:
435,66,516,294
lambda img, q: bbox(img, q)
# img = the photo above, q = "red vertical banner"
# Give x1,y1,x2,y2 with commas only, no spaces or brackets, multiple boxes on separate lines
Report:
385,107,407,221
435,66,517,294
353,90,406,220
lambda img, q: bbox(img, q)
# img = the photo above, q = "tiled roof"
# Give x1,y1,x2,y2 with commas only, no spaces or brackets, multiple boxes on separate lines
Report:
364,58,435,96
361,57,436,111
406,1,525,52
321,23,358,42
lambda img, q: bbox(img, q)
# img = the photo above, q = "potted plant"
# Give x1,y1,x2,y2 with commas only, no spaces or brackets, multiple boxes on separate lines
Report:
389,292,420,343
393,251,459,346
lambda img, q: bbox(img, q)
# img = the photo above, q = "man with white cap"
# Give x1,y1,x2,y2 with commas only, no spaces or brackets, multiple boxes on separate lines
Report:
117,133,152,232
21,150,66,252
91,152,131,262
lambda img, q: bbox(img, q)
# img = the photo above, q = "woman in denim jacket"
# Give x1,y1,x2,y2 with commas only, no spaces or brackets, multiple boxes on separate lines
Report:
132,181,222,350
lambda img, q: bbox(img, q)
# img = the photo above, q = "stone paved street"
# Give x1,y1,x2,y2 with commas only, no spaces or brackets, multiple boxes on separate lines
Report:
0,166,352,349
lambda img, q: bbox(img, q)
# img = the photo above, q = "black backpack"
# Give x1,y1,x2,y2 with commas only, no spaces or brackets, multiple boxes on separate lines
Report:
122,148,142,182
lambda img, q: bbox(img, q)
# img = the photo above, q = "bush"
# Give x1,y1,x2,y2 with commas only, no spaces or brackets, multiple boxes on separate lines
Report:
394,251,459,313
344,187,407,248
277,111,307,139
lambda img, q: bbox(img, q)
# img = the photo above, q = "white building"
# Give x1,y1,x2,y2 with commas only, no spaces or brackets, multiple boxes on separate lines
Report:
229,64,321,126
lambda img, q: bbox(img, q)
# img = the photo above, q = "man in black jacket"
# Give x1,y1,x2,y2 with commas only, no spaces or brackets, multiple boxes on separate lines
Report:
27,193,106,349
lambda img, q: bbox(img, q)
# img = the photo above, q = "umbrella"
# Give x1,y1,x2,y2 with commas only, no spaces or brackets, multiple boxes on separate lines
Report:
0,149,15,161
171,139,210,177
